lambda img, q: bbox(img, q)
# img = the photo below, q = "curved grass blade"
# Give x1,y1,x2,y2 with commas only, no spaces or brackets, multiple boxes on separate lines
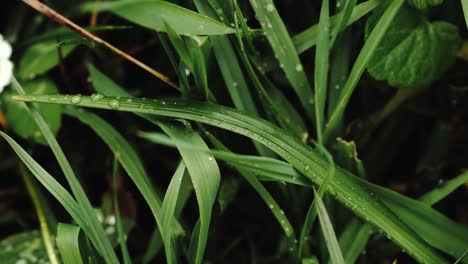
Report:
293,0,383,54
158,121,220,264
56,223,85,264
324,0,405,142
80,0,234,36
16,94,448,264
160,162,186,264
10,78,118,263
141,130,298,252
0,132,98,261
419,171,468,206
248,0,315,119
314,189,345,264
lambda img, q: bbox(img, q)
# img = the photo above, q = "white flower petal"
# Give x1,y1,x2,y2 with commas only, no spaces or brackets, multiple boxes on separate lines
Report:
0,35,12,60
0,59,14,93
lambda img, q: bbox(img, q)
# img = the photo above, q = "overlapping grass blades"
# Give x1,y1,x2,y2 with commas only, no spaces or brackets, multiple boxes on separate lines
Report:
14,94,448,263
8,77,118,263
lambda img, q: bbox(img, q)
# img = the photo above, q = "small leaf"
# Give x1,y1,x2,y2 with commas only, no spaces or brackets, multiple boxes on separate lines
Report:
365,6,461,87
81,0,234,36
407,0,444,10
56,224,85,264
17,41,77,79
1,78,62,145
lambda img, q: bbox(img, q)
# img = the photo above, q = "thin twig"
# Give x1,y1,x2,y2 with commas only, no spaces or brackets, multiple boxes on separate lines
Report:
21,0,180,90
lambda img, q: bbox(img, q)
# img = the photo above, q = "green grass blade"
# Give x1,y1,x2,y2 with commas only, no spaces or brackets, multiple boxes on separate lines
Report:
314,189,345,264
314,0,330,144
80,0,235,35
462,0,468,30
10,77,119,263
160,162,186,264
329,0,357,47
56,223,85,264
15,94,449,263
141,129,298,250
419,171,468,206
293,0,383,54
360,179,468,260
324,0,405,142
248,0,315,119
0,131,98,261
112,159,132,264
157,122,220,264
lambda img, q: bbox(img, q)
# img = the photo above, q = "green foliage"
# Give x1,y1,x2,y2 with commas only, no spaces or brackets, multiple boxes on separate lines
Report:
0,231,50,264
1,78,62,144
1,1,467,263
365,6,461,87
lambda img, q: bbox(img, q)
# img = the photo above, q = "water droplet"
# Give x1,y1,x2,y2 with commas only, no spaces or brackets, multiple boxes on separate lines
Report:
91,93,104,102
232,81,238,87
208,156,214,161
266,4,274,12
269,204,274,209
304,165,310,171
71,95,81,104
295,64,303,72
126,98,133,103
108,99,120,109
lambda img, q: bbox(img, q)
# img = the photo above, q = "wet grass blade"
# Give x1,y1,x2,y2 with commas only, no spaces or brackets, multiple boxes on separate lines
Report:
249,0,315,119
80,0,235,35
314,0,330,143
315,190,345,264
329,0,357,47
419,171,468,206
56,223,85,264
15,94,449,263
10,78,118,263
293,0,382,54
324,0,405,142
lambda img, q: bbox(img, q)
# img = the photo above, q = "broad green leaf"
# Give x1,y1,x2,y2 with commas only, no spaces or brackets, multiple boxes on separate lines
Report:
315,190,345,264
17,41,77,79
293,0,383,54
0,231,50,264
419,172,468,206
17,94,449,263
365,6,461,87
81,0,235,36
9,78,119,263
249,0,315,120
1,78,62,145
324,0,406,142
407,0,443,9
56,223,85,264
